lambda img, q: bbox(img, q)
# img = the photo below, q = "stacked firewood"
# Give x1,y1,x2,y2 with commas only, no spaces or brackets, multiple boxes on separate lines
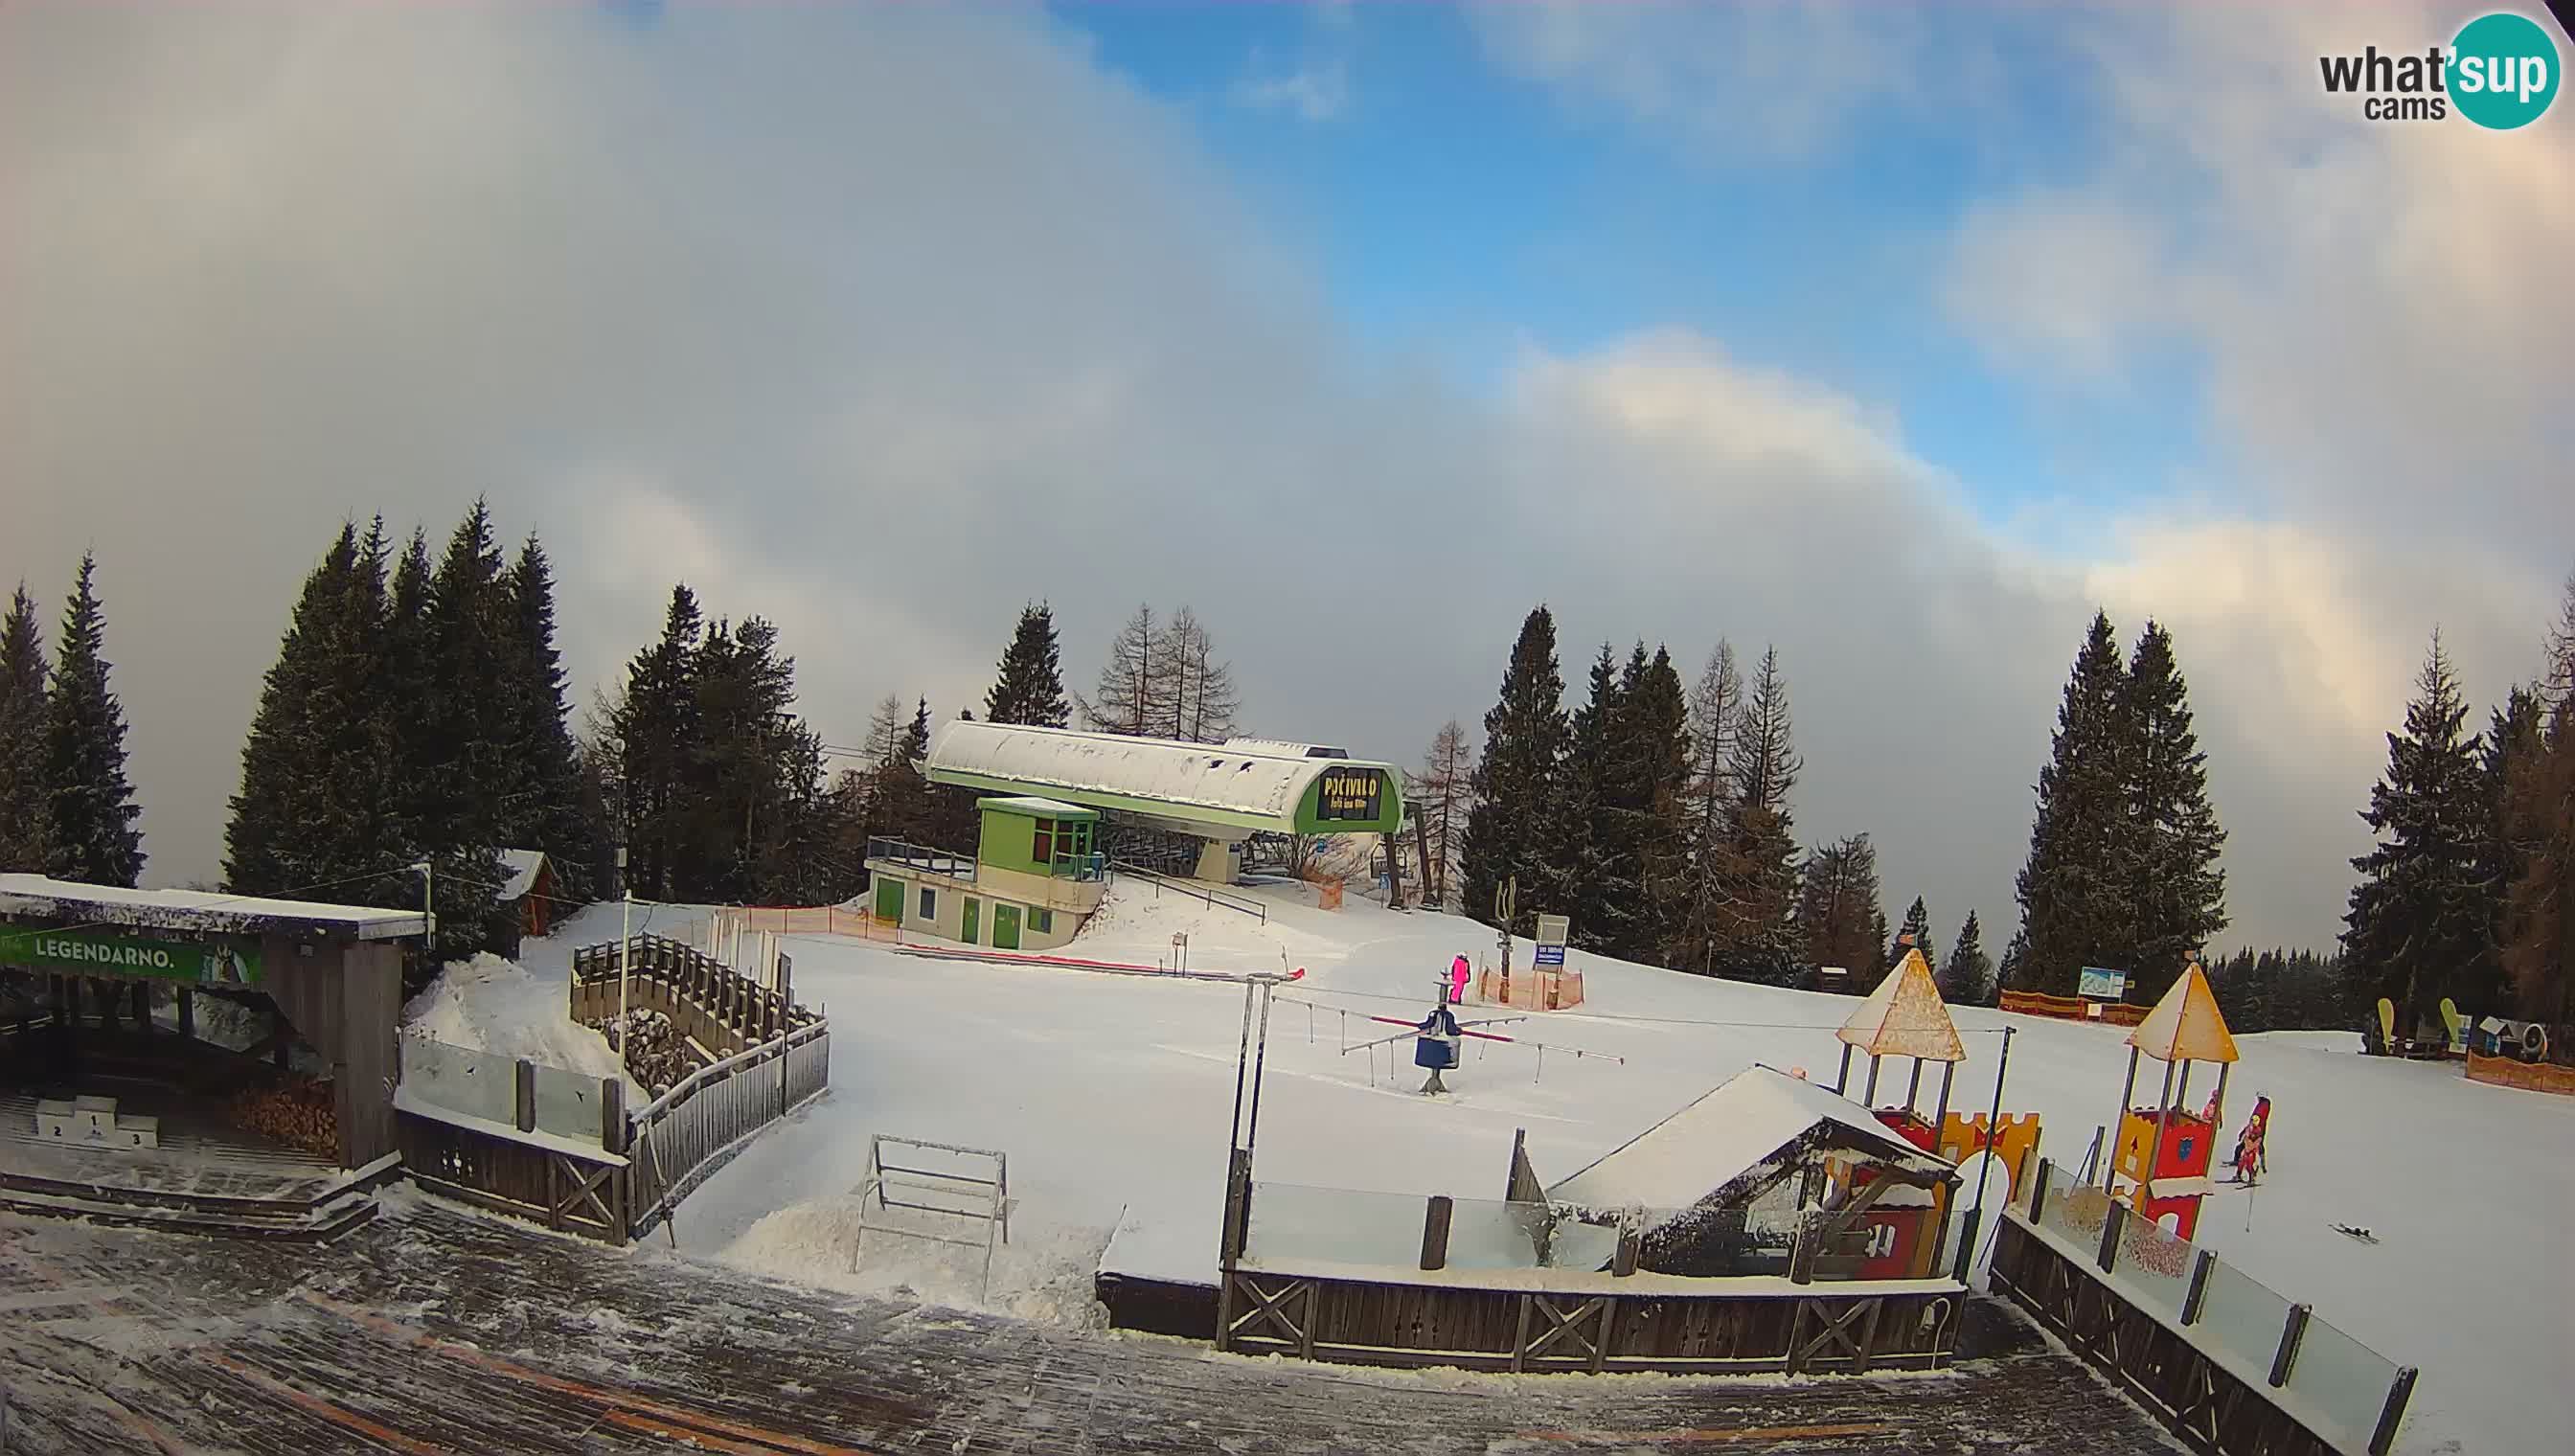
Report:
602,1011,699,1097
232,1077,337,1157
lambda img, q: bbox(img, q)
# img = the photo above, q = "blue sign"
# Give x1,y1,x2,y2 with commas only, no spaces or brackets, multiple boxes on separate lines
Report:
1535,944,1565,967
2078,966,2127,1001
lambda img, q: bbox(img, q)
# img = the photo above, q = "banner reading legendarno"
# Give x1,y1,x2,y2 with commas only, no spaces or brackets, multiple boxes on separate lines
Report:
0,923,263,987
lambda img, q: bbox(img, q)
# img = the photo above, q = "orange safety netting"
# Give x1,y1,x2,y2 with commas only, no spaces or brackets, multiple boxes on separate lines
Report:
1475,966,1584,1011
2465,1050,2575,1096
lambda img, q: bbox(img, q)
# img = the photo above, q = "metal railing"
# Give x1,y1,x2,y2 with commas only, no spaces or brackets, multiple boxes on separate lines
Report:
1109,860,1266,923
865,836,975,880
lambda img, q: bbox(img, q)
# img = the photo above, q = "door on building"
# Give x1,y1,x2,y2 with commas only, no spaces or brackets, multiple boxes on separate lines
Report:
962,898,981,945
993,903,1021,951
875,876,904,923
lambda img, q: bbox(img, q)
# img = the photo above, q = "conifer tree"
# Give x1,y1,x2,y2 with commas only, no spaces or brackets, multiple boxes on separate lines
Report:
1618,645,1693,964
501,535,595,902
1708,646,1802,984
0,584,51,873
43,554,144,886
1669,640,1743,974
2014,611,2131,994
1795,832,1882,984
1898,896,1937,980
1560,644,1622,949
609,584,705,899
408,504,514,956
2502,577,2575,1023
1940,910,1994,1006
1462,605,1568,937
2122,622,2228,1002
985,603,1070,727
228,524,376,899
1996,928,2029,1000
2343,634,2494,1032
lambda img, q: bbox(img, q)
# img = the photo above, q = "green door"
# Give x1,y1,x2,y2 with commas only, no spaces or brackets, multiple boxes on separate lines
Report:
876,876,904,922
993,903,1021,951
962,898,980,945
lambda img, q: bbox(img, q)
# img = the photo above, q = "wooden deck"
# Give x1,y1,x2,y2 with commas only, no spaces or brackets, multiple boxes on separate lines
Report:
1,1197,2190,1454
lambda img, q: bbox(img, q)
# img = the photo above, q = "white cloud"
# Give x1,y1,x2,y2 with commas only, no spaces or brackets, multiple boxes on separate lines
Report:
1,1,2553,953
1236,59,1352,124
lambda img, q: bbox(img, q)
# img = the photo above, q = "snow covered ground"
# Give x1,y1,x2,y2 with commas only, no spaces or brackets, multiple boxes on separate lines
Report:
495,887,2570,1456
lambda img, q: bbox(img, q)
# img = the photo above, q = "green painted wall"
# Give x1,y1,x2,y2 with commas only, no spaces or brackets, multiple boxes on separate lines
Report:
977,802,1101,876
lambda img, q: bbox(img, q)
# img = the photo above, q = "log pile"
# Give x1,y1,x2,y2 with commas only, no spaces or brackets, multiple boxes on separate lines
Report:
600,1011,699,1097
232,1076,338,1158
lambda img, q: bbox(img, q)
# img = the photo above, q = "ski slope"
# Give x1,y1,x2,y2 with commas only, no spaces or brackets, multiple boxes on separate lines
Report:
511,883,2571,1455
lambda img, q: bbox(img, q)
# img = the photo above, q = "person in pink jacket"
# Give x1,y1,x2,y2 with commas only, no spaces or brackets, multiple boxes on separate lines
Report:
1449,954,1471,1004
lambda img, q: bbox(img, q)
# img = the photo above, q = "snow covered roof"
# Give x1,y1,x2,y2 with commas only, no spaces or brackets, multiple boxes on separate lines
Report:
1220,737,1349,760
1546,1064,1954,1213
2128,961,2239,1065
0,875,427,941
979,796,1097,819
923,720,1393,834
497,849,549,903
1836,949,1965,1062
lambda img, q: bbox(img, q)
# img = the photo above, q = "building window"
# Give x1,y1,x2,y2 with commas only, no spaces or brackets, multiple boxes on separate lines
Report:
1031,907,1054,934
919,886,937,920
1033,818,1054,864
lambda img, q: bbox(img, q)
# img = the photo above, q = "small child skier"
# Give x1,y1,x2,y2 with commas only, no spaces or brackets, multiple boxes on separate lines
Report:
1449,953,1471,1004
2226,1094,2272,1185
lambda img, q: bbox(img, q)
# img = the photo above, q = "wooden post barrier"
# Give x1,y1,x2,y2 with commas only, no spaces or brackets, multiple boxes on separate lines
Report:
514,1058,537,1134
2270,1304,2312,1388
1420,1195,1452,1271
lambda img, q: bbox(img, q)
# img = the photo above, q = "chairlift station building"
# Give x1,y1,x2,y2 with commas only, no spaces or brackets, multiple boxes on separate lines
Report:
864,722,1405,951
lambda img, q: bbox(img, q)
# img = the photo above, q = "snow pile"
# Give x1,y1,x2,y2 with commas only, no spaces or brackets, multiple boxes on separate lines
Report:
399,952,632,1090
1073,881,1347,974
718,1193,1112,1330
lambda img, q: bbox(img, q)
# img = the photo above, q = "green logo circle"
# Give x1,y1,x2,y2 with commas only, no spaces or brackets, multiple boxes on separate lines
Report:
2450,11,2560,129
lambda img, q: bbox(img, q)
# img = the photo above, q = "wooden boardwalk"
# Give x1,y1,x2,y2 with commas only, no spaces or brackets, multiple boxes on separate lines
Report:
0,1200,2183,1454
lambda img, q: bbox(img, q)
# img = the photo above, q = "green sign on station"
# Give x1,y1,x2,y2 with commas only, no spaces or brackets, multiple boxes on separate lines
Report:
0,924,263,987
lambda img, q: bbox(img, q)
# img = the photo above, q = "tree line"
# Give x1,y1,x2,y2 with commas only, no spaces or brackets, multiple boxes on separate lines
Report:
0,556,147,888
2343,579,2575,1036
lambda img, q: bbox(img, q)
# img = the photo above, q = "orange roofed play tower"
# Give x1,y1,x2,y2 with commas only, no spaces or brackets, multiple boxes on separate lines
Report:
2101,960,2238,1240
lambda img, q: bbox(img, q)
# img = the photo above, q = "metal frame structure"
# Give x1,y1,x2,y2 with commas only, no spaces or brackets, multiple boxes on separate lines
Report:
850,1134,1013,1301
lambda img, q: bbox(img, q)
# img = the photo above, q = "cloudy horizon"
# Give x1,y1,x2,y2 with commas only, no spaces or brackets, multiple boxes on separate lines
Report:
5,2,2566,952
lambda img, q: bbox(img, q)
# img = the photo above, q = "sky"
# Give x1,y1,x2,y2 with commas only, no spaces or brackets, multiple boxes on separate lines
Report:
3,1,2567,954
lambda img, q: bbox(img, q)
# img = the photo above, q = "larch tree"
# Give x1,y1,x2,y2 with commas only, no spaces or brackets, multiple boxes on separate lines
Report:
1403,719,1474,911
985,603,1071,727
1461,605,1568,937
1081,604,1158,736
2121,622,2228,1004
0,583,51,873
42,553,144,886
1668,640,1743,975
2014,611,2132,995
1709,646,1802,985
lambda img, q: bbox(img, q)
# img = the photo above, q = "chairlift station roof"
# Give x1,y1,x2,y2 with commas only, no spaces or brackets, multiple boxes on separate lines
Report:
922,721,1402,837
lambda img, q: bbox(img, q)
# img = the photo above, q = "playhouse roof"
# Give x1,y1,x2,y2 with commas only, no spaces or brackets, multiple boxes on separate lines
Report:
2127,962,2239,1064
1546,1064,1953,1214
1835,949,1966,1062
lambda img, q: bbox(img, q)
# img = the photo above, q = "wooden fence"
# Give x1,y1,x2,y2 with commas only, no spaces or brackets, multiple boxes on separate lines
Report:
2001,989,2149,1027
397,1107,630,1243
570,933,817,1058
1991,1160,2414,1456
627,1021,831,1239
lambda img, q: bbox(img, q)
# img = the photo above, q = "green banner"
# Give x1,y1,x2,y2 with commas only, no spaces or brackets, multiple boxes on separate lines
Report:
0,924,263,987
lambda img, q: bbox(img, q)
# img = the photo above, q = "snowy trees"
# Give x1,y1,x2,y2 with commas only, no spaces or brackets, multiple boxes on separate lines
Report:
43,554,144,887
2343,635,2493,1032
500,536,597,903
1796,833,1883,985
1402,719,1472,911
598,589,834,905
2014,612,2228,1000
1941,911,1995,1007
1897,897,1937,982
984,603,1070,727
1462,606,1568,936
0,585,50,872
1702,647,1804,985
1081,603,1240,742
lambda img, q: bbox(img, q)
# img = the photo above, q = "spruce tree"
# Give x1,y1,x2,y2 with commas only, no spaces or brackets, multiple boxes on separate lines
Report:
1560,644,1622,950
0,584,51,873
1995,929,2029,1002
228,524,368,899
2500,692,2573,1023
414,504,513,957
1795,832,1882,984
1940,910,1994,1007
2343,634,2494,1031
1708,646,1802,984
2123,622,2228,1003
1899,896,1937,980
2014,611,2131,994
502,535,595,902
985,603,1071,727
1461,605,1568,937
42,554,144,886
608,584,705,899
1622,646,1693,964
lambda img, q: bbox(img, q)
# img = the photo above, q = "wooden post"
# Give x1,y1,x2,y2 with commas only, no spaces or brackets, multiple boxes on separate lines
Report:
1903,1058,1924,1114
2142,1053,2180,1208
177,988,194,1040
2270,1304,2312,1387
2180,1248,2217,1325
515,1058,537,1134
1419,1194,1453,1270
2028,1157,2053,1220
1611,1215,1640,1278
1789,1208,1815,1285
1834,1043,1855,1096
2106,1047,2140,1190
2370,1367,2419,1456
1862,1053,1881,1105
2096,1198,2125,1274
